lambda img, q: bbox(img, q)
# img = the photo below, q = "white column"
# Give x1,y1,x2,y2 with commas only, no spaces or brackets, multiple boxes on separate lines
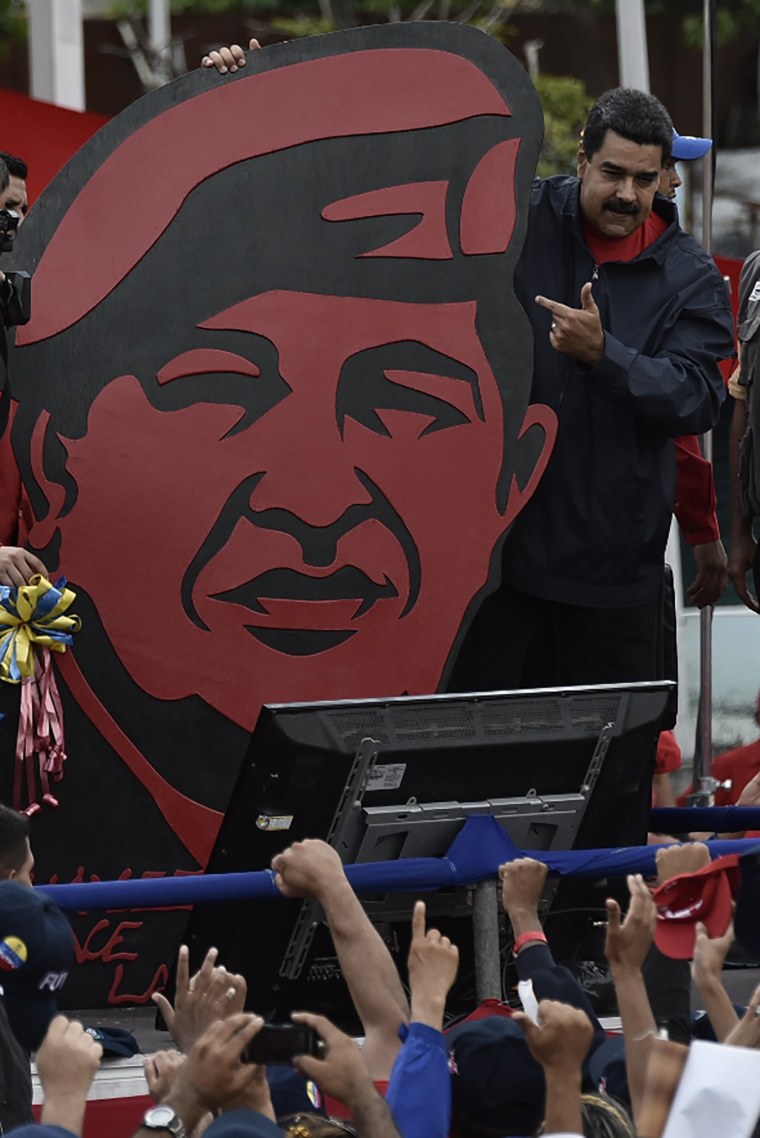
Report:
28,0,85,111
148,0,171,64
615,0,650,92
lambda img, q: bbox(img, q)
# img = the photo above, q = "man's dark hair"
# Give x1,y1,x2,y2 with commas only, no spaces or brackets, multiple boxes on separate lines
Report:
0,153,28,181
582,88,673,164
0,804,30,878
0,159,8,196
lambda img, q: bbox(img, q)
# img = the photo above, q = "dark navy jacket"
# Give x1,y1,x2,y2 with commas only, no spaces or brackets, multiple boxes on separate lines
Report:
502,176,734,608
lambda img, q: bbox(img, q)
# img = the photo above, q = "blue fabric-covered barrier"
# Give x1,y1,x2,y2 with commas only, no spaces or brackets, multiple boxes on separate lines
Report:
650,806,760,832
36,814,760,913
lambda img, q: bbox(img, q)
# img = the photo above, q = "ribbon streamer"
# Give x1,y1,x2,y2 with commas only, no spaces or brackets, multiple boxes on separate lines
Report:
0,576,81,815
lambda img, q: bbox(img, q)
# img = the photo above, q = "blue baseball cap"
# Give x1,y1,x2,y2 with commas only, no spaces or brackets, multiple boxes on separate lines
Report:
204,1109,284,1138
671,131,712,161
0,882,75,1051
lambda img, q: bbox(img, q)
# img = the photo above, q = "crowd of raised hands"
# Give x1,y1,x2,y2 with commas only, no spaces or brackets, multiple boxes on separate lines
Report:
14,837,760,1138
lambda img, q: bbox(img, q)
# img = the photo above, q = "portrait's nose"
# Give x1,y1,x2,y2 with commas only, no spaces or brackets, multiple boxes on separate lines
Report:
249,405,373,529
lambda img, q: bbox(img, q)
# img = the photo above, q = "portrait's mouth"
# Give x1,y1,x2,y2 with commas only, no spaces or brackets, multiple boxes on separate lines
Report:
210,566,399,656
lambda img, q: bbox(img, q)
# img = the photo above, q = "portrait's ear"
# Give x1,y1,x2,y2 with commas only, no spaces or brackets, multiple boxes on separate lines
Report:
501,403,558,527
26,411,67,550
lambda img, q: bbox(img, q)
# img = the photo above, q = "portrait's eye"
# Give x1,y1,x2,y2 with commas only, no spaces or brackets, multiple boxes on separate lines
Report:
157,349,261,384
150,333,291,435
338,341,482,438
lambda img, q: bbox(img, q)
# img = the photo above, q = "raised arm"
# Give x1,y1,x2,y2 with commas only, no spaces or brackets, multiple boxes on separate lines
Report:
691,921,740,1042
272,839,409,1078
384,901,458,1138
605,874,658,1126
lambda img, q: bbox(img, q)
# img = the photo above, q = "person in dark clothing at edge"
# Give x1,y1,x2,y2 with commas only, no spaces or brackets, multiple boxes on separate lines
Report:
448,87,734,693
0,806,36,1133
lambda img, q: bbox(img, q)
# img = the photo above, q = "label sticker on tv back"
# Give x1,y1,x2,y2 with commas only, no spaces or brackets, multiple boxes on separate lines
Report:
256,814,294,831
366,764,406,791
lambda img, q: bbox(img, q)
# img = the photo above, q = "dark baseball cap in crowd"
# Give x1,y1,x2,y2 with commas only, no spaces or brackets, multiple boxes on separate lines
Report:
588,1036,630,1107
267,1067,325,1119
447,1015,545,1135
734,846,760,956
671,130,713,161
84,1025,140,1058
204,1109,286,1138
0,881,75,1051
653,853,740,959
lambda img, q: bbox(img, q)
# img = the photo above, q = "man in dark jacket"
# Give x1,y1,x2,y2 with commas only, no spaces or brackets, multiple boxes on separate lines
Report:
449,87,734,691
727,249,760,610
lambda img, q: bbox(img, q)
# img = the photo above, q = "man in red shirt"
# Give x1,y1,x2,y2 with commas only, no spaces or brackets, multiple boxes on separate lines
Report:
661,129,727,609
712,692,760,807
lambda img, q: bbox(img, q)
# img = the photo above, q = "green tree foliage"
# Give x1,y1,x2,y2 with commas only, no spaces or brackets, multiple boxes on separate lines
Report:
102,0,760,47
534,73,592,177
0,0,26,43
109,0,530,37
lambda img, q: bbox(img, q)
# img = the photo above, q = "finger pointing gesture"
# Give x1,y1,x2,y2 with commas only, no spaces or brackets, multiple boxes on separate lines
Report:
536,282,605,365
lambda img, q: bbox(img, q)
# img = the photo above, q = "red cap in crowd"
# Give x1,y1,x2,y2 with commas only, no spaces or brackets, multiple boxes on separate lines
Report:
653,854,741,959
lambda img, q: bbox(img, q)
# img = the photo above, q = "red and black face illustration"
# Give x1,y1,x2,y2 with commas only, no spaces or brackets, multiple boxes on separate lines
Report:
10,27,554,866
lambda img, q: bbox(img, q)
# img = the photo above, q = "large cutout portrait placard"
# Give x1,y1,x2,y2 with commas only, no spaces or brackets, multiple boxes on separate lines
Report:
3,22,554,1004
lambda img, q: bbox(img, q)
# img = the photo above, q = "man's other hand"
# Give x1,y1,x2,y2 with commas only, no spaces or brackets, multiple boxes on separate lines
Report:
0,546,47,588
687,540,728,608
201,38,261,73
728,530,760,613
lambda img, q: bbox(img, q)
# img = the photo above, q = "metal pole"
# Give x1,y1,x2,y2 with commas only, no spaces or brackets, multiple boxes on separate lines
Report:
471,880,502,1002
693,0,717,801
699,0,715,782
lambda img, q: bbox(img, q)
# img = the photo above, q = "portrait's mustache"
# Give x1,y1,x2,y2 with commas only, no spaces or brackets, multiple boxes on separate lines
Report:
181,468,421,632
211,566,398,618
604,199,640,216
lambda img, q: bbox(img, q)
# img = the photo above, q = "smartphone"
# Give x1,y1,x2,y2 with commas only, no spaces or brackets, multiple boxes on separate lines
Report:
243,1023,322,1066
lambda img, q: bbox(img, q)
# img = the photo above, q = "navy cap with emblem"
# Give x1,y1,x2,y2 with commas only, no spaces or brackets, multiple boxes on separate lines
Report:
447,1015,546,1135
0,881,75,1051
203,1109,284,1138
84,1025,140,1058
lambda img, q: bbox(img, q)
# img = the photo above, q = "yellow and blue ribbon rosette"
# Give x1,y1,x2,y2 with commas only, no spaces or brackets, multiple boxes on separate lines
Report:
0,575,81,683
0,576,81,814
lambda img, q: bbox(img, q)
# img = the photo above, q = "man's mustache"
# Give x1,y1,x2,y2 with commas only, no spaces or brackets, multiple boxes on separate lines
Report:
181,468,421,630
604,199,640,216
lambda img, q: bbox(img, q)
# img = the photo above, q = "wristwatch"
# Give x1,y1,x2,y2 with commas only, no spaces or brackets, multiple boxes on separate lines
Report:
142,1106,186,1138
